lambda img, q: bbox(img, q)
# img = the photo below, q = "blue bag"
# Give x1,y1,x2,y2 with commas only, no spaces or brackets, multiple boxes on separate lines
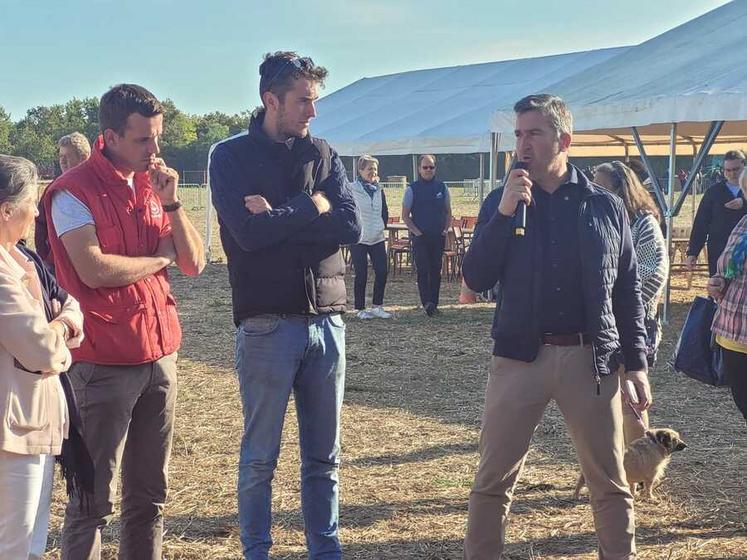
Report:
670,296,728,386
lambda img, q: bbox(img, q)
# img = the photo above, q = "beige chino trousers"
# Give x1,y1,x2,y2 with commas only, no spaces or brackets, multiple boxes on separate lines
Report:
464,344,635,560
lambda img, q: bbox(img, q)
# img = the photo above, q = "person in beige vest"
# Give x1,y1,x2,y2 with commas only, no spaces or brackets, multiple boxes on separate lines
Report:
0,155,84,559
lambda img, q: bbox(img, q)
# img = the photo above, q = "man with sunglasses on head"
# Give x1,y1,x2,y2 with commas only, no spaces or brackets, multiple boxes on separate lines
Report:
208,51,360,560
402,154,452,316
686,149,747,275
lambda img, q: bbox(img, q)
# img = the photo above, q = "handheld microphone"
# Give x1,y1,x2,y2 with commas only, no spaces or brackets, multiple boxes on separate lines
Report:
514,161,529,237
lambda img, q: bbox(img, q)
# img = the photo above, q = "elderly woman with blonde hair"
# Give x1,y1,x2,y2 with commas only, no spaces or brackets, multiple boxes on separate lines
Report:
350,154,392,318
0,155,85,558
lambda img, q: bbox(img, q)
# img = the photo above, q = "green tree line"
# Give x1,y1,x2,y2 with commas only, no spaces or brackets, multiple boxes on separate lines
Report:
0,98,250,179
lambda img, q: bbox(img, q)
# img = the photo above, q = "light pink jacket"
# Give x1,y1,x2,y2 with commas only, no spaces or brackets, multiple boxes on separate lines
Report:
0,245,83,455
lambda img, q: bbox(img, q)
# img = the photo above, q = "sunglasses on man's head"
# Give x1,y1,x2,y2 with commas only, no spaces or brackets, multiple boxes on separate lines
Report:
421,165,436,170
264,56,314,90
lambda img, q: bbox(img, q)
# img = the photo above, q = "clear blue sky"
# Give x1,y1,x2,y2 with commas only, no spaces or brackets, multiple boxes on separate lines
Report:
1,0,731,120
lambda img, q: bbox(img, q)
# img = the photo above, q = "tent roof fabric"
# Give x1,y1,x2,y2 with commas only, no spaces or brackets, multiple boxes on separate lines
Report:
490,0,747,155
311,47,628,156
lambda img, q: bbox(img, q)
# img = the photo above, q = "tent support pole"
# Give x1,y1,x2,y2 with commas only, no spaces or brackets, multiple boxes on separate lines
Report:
663,123,677,325
489,133,497,191
205,173,213,263
671,121,723,217
479,153,485,202
632,127,668,216
412,154,418,183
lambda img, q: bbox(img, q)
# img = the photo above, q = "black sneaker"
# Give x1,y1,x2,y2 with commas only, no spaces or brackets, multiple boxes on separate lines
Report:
424,302,436,316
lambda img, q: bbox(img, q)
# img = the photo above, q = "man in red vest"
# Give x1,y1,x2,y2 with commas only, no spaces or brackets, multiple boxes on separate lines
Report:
43,84,205,560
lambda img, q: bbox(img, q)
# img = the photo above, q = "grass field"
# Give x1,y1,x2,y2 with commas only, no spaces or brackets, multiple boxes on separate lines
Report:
38,263,746,559
31,181,743,559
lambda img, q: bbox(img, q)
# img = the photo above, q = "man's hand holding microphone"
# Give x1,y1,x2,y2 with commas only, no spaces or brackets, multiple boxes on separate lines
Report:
499,162,532,227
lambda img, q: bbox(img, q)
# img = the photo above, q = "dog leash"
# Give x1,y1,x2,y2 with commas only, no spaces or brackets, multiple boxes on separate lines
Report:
624,379,646,427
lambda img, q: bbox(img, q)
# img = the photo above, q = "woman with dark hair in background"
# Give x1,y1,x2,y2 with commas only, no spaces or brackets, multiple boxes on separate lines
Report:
594,160,669,443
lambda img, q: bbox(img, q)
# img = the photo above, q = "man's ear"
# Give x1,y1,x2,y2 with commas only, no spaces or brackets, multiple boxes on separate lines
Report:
559,131,572,153
262,90,280,113
102,128,119,149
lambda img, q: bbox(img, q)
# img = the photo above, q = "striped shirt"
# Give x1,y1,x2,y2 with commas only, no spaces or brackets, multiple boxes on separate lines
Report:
712,215,747,345
631,212,668,319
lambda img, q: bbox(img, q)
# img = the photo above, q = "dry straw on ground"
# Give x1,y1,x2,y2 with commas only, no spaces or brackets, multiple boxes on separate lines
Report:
43,266,746,559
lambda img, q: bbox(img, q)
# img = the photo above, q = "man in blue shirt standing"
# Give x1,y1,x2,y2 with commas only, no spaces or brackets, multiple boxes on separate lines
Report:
402,154,452,316
208,52,361,560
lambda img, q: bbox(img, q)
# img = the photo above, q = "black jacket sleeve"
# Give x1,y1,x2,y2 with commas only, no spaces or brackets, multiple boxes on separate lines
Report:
462,188,513,292
687,185,715,257
611,207,648,371
381,188,389,226
287,151,362,246
472,188,502,242
208,144,321,253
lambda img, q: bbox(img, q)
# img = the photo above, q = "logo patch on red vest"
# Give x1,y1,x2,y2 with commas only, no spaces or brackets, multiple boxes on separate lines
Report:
150,199,162,218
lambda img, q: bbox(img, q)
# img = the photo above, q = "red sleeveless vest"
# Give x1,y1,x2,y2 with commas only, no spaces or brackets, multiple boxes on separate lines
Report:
44,136,182,365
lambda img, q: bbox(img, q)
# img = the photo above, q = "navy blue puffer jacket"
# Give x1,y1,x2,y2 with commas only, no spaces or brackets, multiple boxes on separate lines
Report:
463,165,647,381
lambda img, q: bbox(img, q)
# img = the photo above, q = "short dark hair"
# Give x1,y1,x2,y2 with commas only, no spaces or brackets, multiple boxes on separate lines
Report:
514,93,573,137
259,51,328,102
99,84,163,135
724,149,746,163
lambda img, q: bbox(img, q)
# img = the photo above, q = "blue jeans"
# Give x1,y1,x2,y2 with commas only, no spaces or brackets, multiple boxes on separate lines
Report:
235,314,346,560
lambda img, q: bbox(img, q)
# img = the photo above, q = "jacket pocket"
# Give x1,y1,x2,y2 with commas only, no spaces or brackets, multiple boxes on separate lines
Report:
85,303,148,354
327,313,345,329
6,375,50,433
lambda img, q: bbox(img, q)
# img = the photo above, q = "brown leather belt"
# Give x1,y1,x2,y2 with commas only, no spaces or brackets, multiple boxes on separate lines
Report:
541,333,590,346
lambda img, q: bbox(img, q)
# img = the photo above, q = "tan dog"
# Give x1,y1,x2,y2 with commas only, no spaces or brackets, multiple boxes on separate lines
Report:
574,428,687,501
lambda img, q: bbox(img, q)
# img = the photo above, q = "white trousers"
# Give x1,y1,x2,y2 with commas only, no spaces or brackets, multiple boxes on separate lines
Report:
0,450,55,559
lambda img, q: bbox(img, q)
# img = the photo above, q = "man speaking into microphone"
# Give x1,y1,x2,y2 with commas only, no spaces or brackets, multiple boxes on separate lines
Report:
462,94,649,560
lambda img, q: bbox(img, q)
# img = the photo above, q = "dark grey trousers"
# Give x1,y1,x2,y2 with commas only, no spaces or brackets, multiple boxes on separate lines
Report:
61,353,178,560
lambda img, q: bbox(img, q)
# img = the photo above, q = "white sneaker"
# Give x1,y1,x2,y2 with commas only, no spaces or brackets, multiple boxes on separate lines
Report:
370,306,392,319
356,309,374,319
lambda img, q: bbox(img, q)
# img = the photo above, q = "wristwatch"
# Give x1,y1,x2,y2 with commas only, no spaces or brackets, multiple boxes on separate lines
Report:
162,200,182,212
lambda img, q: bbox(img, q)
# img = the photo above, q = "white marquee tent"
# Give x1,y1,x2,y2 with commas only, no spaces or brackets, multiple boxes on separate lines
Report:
490,0,747,158
311,47,628,157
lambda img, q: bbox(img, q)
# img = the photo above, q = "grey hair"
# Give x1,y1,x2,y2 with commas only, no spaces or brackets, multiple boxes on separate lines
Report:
0,155,38,207
58,132,92,158
418,154,436,166
514,93,573,138
357,154,379,171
